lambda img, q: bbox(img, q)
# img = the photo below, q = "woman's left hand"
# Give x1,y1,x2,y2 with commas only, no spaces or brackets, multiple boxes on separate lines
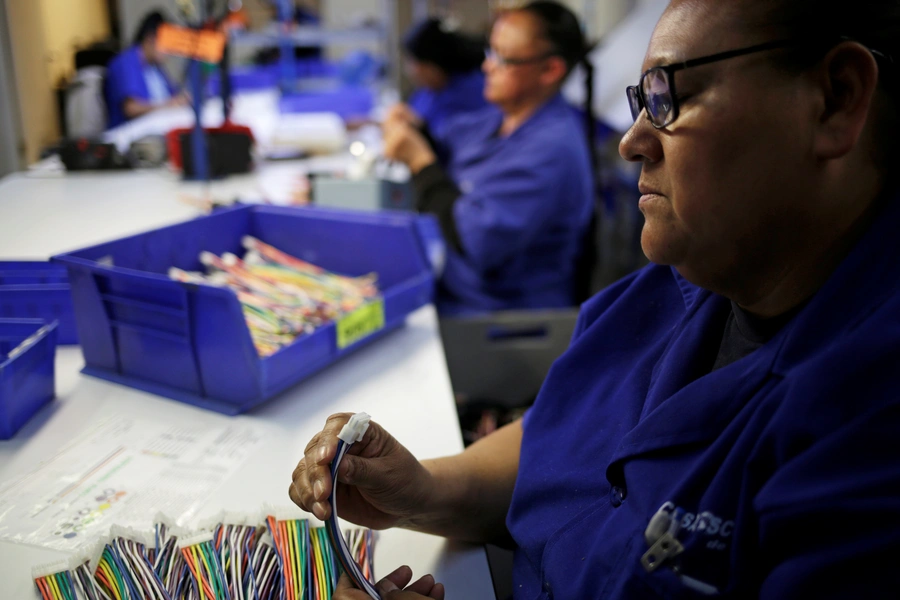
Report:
333,566,445,599
382,120,436,175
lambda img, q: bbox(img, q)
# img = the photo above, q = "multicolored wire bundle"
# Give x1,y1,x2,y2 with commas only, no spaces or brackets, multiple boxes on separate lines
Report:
93,526,172,600
32,515,375,600
169,237,379,357
328,413,381,599
33,557,102,600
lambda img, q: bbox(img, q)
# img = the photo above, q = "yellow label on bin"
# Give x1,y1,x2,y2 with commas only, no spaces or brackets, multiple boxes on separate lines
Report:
336,300,385,349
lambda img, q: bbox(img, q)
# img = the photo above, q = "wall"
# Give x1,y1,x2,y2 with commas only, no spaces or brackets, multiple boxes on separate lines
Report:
0,0,22,174
5,0,57,165
41,0,110,86
3,0,111,165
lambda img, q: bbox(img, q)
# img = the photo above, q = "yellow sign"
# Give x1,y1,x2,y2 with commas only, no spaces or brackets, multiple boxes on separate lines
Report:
156,24,226,63
336,300,385,349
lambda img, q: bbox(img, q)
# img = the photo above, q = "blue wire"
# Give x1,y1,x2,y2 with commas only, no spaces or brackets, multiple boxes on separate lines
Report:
244,533,261,600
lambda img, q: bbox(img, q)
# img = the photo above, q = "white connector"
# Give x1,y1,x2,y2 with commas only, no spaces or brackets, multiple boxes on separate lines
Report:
338,412,371,444
31,559,70,579
177,531,214,549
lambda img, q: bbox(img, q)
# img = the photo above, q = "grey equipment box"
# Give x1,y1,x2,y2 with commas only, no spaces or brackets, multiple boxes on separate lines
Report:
312,176,414,212
439,309,579,408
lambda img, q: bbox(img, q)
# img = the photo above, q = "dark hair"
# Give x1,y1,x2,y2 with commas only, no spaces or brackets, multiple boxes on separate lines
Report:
520,1,597,302
133,10,166,46
762,0,900,180
519,1,597,168
403,18,486,75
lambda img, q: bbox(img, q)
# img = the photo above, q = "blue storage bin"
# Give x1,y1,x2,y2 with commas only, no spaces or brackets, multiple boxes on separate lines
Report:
207,66,280,96
52,205,435,415
0,262,78,345
0,319,57,440
279,86,373,120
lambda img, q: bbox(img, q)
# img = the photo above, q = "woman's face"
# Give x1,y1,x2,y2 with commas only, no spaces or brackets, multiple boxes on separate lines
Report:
619,0,821,292
483,11,556,108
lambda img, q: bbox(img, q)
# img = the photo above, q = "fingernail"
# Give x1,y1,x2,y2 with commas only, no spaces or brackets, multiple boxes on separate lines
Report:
317,445,327,462
313,501,327,519
314,480,325,500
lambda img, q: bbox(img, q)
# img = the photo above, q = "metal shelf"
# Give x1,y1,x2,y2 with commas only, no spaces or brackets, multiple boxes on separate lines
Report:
230,24,387,47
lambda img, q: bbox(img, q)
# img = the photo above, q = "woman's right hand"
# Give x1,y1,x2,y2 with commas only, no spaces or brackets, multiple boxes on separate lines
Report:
384,103,423,129
289,413,434,529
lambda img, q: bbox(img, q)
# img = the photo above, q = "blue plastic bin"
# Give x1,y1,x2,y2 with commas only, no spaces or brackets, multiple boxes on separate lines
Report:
206,66,279,96
0,262,78,344
0,319,57,439
279,86,373,120
52,205,435,415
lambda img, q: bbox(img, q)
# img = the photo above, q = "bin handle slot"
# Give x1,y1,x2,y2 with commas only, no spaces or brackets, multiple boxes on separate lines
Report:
107,320,190,344
101,294,187,318
486,325,549,342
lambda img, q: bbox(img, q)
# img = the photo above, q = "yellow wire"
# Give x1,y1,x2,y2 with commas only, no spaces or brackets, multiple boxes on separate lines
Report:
313,529,326,600
46,575,62,600
290,522,303,600
191,546,208,600
98,563,122,600
284,521,296,600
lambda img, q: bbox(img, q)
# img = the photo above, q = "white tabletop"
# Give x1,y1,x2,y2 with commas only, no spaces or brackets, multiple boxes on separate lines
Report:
0,171,494,598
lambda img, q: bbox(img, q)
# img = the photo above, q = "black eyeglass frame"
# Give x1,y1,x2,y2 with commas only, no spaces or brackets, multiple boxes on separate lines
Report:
627,37,894,129
627,39,800,129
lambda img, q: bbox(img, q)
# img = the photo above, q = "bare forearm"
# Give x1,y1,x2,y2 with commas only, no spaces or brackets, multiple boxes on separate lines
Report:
123,98,156,119
403,419,522,546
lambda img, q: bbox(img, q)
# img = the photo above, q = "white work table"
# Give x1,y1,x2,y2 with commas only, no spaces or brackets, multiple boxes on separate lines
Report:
0,171,495,598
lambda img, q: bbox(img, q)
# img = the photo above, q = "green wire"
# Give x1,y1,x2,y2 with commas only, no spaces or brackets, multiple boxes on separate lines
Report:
105,548,129,599
55,572,74,600
200,542,224,600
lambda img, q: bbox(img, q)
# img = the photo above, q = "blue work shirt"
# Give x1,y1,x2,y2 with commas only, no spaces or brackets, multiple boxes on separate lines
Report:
408,70,487,140
104,46,176,129
434,94,594,315
508,195,900,598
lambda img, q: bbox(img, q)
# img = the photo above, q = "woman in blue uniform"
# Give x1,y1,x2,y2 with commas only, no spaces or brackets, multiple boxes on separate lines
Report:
291,0,900,597
104,11,186,129
384,2,596,315
402,18,488,140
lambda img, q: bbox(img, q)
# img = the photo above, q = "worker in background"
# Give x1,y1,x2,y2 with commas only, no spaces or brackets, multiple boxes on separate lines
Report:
293,0,900,596
383,1,596,315
402,18,489,140
104,11,187,129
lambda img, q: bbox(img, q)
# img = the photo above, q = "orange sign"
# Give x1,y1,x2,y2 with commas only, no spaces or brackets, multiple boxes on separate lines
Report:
156,23,226,63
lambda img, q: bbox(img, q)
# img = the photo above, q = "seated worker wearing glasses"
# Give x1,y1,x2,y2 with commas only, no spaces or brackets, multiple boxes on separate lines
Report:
402,18,489,141
383,1,595,315
105,11,187,129
290,0,900,597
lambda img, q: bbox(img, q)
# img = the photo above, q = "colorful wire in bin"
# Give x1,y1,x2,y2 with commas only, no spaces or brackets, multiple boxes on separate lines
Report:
32,514,376,600
169,236,380,357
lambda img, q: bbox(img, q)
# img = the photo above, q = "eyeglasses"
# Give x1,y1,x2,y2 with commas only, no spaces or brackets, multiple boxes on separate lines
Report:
485,47,554,68
626,39,798,129
628,37,894,129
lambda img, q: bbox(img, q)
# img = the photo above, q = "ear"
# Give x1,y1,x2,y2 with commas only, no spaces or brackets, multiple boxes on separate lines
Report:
541,55,569,88
813,41,880,160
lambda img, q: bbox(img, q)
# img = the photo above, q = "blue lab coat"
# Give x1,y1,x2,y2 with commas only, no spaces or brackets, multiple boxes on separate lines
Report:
104,46,176,129
408,70,487,140
434,94,594,314
506,195,900,598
